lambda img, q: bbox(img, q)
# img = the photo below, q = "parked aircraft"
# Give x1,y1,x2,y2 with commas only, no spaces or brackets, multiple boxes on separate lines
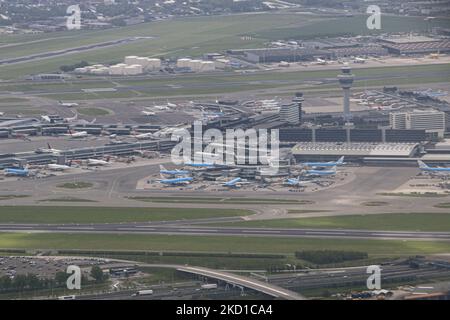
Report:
301,157,345,168
62,130,88,138
47,163,72,171
159,165,190,176
87,158,110,166
304,166,337,177
284,176,315,186
158,176,193,185
3,167,29,176
222,177,250,188
35,143,61,155
418,160,450,173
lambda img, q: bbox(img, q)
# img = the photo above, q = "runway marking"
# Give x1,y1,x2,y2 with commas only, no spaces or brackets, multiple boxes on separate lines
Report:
305,231,346,235
243,230,281,233
57,227,94,230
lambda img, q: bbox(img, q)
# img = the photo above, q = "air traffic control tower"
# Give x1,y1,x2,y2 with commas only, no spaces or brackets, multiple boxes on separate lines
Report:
338,64,354,122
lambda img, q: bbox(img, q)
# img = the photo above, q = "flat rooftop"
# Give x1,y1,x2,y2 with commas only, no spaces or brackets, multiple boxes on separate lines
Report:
292,142,418,157
381,35,438,44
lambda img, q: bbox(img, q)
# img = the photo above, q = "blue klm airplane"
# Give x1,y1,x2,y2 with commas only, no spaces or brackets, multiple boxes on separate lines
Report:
159,165,190,176
304,166,337,177
222,177,249,188
418,160,450,174
284,176,314,186
4,167,29,177
158,176,193,185
302,156,345,168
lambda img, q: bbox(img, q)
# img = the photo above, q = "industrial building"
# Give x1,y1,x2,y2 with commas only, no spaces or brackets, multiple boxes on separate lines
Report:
176,58,216,72
380,36,450,55
390,109,446,138
291,142,419,163
238,48,332,63
74,56,161,76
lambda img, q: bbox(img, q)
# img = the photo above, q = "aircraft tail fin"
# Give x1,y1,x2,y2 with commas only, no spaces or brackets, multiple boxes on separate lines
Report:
337,156,345,164
159,165,166,171
418,160,429,169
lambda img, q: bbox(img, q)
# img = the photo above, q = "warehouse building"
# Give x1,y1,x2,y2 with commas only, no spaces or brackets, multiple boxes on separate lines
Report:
241,48,332,63
279,128,428,143
380,36,450,55
291,142,419,162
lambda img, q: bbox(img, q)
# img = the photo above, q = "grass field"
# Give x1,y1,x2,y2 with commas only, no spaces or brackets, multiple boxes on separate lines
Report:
0,232,448,255
77,107,110,116
210,212,450,232
0,206,251,224
2,63,448,100
57,182,93,189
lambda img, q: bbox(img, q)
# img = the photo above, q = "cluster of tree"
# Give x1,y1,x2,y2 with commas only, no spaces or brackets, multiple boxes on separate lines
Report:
295,250,368,265
60,61,89,72
0,266,108,293
0,4,67,25
0,273,61,292
90,266,108,283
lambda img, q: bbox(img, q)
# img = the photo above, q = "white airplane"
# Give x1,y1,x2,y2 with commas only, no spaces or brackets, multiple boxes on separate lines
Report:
141,110,156,116
47,163,72,171
62,130,88,138
58,101,79,107
153,105,169,111
0,112,4,116
35,143,62,155
87,158,110,166
314,58,327,65
64,113,78,123
353,57,366,64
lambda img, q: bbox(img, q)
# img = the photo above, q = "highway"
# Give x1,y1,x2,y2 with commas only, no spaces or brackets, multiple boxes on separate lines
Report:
0,223,449,240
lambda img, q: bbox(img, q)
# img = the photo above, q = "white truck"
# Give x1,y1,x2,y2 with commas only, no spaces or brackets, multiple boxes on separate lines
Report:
201,283,218,290
132,289,153,297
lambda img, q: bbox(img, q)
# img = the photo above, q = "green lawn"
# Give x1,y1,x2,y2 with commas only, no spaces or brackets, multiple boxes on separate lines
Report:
57,182,93,189
0,206,251,224
76,107,110,116
0,233,448,255
211,212,450,232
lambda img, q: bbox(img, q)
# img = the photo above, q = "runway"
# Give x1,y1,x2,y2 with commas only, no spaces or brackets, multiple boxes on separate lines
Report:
0,223,449,240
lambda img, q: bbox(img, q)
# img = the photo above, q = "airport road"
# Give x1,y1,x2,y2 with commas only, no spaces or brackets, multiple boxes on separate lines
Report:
0,223,449,241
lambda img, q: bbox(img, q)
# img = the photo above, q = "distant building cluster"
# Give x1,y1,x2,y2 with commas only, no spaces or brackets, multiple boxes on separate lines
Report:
74,56,161,76
176,58,216,72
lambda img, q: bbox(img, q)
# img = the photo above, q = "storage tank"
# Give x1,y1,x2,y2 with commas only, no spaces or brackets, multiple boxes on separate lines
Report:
146,58,161,70
124,56,139,65
177,58,191,68
135,57,150,68
200,61,215,72
188,59,202,72
109,65,125,75
124,64,143,75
